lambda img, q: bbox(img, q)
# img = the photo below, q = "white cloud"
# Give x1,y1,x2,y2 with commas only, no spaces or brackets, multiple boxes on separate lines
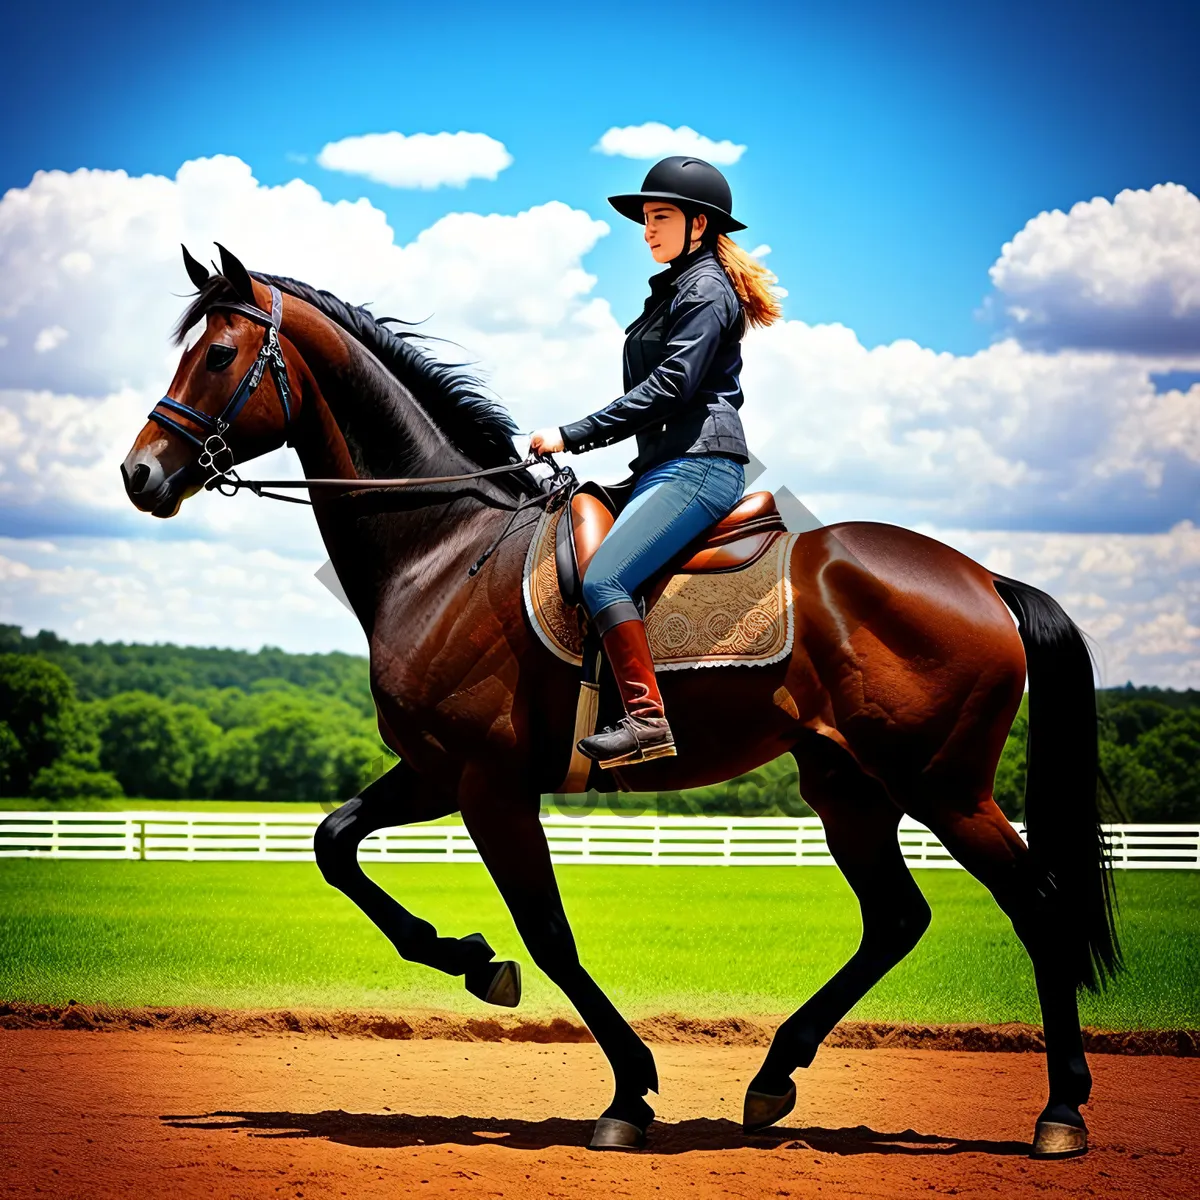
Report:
33,326,68,353
593,123,746,165
316,131,513,189
989,182,1200,353
740,322,1200,531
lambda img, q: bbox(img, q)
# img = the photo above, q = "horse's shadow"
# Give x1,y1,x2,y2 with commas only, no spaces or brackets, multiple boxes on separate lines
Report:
162,1110,1031,1156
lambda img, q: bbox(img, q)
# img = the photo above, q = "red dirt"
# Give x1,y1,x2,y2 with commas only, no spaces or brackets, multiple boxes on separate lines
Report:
3,1001,1196,1055
3,1028,1197,1198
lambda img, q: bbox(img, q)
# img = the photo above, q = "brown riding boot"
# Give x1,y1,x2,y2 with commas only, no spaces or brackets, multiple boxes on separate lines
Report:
577,602,677,768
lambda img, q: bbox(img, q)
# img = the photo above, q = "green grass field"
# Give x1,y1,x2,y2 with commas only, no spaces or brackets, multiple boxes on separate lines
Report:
1,860,1196,1029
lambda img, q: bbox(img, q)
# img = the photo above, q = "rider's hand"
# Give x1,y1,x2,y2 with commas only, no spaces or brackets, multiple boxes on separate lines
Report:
530,427,566,456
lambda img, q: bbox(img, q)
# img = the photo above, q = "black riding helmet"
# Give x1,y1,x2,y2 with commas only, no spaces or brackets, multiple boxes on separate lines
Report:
608,156,747,239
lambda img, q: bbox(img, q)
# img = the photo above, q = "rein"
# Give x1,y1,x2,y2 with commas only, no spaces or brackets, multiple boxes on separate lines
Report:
206,449,575,577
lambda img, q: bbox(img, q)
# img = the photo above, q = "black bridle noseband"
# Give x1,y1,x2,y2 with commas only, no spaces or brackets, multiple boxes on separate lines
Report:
147,284,294,484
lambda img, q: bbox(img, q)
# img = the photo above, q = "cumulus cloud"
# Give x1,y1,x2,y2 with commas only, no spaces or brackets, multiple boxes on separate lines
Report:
33,326,68,353
593,123,746,165
989,182,1200,353
740,321,1200,532
316,131,513,189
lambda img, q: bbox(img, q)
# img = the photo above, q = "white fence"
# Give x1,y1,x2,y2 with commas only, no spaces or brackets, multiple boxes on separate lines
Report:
0,811,1197,869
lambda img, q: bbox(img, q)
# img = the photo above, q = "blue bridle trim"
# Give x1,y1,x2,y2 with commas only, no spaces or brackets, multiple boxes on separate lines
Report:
146,408,210,450
147,283,294,456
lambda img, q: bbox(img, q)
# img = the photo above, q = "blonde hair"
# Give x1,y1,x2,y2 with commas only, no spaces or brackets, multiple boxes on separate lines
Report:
715,234,783,329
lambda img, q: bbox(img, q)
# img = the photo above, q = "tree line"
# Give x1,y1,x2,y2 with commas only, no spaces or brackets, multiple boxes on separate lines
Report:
0,624,1196,818
0,626,388,802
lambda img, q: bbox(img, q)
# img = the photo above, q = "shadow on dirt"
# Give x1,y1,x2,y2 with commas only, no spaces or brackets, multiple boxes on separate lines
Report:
162,1111,1032,1156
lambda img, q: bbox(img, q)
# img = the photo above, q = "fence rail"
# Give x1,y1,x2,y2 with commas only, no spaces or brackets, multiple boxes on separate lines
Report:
1,812,1197,869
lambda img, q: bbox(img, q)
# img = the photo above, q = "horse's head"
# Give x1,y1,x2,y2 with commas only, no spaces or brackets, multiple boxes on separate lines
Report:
121,244,301,517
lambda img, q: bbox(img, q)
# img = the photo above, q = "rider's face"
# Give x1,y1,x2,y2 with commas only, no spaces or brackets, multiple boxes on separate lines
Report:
643,203,706,263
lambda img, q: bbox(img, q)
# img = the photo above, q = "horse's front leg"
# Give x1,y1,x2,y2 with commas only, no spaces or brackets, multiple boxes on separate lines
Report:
460,769,659,1150
314,759,517,1001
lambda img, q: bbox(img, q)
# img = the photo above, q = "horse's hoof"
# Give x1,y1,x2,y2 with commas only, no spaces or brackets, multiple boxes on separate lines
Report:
743,1082,796,1133
1031,1119,1088,1158
589,1117,646,1151
466,960,521,1007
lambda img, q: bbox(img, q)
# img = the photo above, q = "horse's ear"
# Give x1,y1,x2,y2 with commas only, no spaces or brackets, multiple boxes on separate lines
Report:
215,243,257,306
181,244,210,291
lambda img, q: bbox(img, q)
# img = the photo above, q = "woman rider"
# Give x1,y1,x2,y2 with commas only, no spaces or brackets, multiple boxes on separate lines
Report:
529,155,781,769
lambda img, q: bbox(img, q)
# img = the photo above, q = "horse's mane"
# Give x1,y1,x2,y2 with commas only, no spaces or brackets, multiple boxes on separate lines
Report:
174,272,538,498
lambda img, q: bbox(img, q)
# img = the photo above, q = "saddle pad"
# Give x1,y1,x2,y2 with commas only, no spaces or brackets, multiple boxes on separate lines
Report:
521,503,800,670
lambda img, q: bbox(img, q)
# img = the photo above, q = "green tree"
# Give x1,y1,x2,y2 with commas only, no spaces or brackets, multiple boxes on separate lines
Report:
0,654,95,794
93,692,197,797
1100,699,1174,747
0,721,22,793
169,702,222,796
1099,740,1166,821
30,760,124,800
207,711,333,801
1134,709,1200,820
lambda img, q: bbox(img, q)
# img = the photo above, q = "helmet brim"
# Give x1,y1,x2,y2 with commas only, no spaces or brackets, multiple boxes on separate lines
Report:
607,191,747,233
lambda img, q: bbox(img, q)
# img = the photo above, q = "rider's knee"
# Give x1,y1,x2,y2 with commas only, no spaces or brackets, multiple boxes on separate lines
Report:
581,565,623,617
583,564,619,619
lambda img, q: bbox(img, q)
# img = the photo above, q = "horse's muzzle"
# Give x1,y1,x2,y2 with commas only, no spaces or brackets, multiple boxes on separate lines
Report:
120,448,185,518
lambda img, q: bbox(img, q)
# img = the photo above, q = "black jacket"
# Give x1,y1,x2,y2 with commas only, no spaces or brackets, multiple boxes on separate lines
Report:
559,246,750,475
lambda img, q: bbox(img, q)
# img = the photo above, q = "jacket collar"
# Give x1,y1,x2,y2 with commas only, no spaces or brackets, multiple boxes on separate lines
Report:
648,245,716,296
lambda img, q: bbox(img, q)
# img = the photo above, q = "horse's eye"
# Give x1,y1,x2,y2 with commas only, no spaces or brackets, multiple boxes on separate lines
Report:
206,343,238,371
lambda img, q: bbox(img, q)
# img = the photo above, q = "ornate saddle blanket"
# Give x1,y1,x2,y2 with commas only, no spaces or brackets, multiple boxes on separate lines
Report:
522,503,801,670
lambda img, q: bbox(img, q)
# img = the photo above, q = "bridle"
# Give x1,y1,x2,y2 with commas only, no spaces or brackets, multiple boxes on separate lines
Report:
147,284,294,486
144,281,575,575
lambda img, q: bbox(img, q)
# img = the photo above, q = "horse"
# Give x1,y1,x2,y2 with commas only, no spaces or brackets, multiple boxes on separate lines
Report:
120,243,1120,1157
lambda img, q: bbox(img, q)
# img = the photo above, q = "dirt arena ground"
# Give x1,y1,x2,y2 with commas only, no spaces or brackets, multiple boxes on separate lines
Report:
3,1022,1198,1199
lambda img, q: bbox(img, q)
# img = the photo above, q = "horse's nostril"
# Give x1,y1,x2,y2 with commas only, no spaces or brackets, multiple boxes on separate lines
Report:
129,463,151,493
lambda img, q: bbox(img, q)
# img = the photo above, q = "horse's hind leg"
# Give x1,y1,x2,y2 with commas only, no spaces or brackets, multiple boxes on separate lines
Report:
921,798,1092,1157
745,737,931,1130
314,759,514,1001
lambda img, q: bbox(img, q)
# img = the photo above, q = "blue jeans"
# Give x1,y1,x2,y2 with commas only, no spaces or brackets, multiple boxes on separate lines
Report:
581,455,746,620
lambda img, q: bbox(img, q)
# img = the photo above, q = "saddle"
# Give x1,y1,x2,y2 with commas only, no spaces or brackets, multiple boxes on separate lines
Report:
555,481,787,614
546,474,790,795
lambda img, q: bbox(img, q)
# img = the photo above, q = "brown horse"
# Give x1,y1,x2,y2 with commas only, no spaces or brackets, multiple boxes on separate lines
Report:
120,245,1120,1156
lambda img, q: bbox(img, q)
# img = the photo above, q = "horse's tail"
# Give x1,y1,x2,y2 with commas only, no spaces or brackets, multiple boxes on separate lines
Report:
990,572,1122,992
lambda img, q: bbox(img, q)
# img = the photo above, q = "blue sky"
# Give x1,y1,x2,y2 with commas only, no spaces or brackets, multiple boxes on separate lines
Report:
1,0,1198,684
3,0,1197,354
